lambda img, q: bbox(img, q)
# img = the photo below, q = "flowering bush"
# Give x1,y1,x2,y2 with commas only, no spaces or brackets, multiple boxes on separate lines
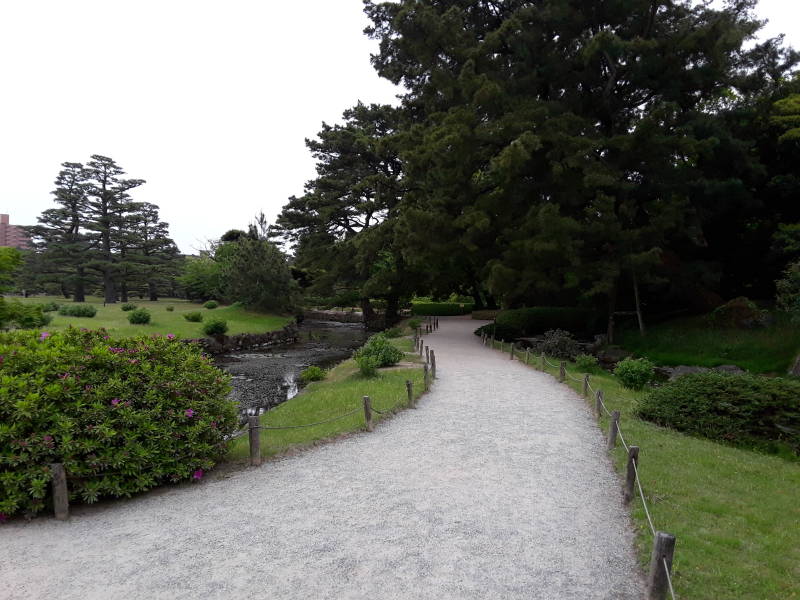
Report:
0,327,236,519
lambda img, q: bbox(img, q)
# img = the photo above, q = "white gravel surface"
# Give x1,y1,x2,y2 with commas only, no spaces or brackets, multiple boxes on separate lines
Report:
1,317,644,600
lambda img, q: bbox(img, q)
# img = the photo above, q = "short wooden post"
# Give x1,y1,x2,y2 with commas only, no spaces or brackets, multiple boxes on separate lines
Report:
435,317,439,330
559,361,566,382
363,395,373,432
425,345,430,364
406,379,415,408
583,374,590,397
500,341,504,353
607,410,620,450
510,343,515,360
419,339,424,357
50,463,69,521
647,531,677,600
624,446,640,503
248,416,261,466
424,362,430,391
540,352,545,370
430,350,437,379
595,389,604,418
525,348,530,364
490,333,495,347
482,333,486,346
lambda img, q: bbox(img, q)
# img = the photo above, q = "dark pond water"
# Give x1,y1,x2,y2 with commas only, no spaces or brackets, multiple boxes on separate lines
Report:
215,320,367,421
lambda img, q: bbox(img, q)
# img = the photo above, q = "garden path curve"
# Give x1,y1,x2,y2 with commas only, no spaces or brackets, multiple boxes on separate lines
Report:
1,316,644,599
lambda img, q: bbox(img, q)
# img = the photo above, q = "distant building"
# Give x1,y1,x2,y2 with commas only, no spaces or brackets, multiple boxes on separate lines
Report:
0,214,32,249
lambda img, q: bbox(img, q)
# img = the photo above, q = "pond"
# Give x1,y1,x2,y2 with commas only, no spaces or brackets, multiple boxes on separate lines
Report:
215,319,367,420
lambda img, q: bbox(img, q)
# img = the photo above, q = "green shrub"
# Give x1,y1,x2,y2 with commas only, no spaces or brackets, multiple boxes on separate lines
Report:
184,311,204,323
411,302,474,316
354,333,404,368
638,372,800,456
41,301,61,313
472,309,500,320
496,307,598,338
575,354,600,373
127,308,151,325
355,354,379,377
614,357,655,390
474,323,519,342
120,303,137,311
165,305,175,312
299,366,326,383
58,304,97,318
0,328,236,518
711,296,768,329
0,300,52,329
202,318,228,336
203,300,219,310
540,329,580,360
384,327,403,338
408,318,423,330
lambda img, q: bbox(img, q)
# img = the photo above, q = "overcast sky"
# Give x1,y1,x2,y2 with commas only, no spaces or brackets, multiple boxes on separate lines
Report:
2,1,798,254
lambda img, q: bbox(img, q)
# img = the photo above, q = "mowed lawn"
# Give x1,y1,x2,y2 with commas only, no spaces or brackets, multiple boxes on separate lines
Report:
16,296,292,338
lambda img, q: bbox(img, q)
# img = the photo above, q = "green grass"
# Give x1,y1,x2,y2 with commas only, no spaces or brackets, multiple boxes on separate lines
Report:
492,341,800,599
16,295,291,338
617,313,800,374
226,343,425,462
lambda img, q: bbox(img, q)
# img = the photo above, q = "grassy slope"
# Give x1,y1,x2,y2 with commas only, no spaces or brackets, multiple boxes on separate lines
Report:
617,314,800,374
226,336,425,462
495,342,800,600
17,295,291,338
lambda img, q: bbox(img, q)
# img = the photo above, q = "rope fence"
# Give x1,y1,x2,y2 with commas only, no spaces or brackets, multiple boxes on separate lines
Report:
46,316,443,523
484,335,678,600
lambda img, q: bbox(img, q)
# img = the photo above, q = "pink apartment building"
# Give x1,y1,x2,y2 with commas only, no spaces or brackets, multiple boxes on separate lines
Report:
0,214,31,249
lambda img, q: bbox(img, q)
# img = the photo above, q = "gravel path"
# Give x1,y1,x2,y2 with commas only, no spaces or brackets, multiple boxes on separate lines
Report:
1,317,644,600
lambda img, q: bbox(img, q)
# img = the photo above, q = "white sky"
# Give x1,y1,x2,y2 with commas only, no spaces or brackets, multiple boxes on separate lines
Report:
1,1,798,254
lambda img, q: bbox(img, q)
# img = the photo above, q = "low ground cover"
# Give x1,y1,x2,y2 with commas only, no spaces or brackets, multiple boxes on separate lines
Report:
617,313,800,374
15,296,291,338
491,340,800,599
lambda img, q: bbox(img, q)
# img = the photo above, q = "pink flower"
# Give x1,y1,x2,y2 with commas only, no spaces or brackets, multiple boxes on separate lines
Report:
185,409,195,418
111,398,121,406
39,332,51,341
210,421,217,429
43,435,53,442
192,469,203,480
166,334,175,340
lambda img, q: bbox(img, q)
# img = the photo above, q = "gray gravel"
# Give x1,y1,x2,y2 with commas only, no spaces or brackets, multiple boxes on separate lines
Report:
1,317,644,600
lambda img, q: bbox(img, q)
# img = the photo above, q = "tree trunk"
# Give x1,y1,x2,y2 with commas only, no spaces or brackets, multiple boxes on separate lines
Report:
360,297,376,324
60,282,70,299
74,267,85,302
120,280,129,303
104,270,116,304
632,269,645,336
385,295,400,326
607,282,618,345
470,285,485,310
148,280,158,301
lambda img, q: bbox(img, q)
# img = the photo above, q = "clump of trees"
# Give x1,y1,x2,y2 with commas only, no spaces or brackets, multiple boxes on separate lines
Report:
23,156,180,303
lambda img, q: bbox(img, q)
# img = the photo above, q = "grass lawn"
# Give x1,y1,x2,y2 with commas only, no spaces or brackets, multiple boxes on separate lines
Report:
16,295,291,338
226,337,425,462
492,341,800,599
617,313,800,374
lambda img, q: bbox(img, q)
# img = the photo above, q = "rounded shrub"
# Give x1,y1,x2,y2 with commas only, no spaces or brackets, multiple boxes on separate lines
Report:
41,301,61,313
575,354,600,373
355,354,379,377
0,328,236,519
165,305,175,312
408,318,423,330
540,329,580,360
203,300,219,310
614,357,655,390
354,333,403,368
127,308,151,325
384,327,403,338
474,322,520,342
183,311,204,323
638,372,800,456
202,318,228,337
120,303,137,311
299,365,326,383
58,304,97,318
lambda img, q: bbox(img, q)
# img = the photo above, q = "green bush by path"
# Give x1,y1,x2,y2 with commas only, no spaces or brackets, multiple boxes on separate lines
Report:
356,354,379,377
614,357,655,390
354,333,404,367
127,308,151,325
411,302,473,316
495,306,598,337
299,366,326,383
0,328,237,519
58,304,97,318
638,372,800,457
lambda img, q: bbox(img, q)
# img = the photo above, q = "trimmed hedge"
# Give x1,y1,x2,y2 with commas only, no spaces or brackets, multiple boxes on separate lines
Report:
638,372,800,457
495,307,598,337
58,304,97,318
411,302,474,316
0,328,236,519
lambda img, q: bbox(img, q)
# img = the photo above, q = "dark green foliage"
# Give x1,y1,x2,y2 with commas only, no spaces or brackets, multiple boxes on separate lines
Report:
638,373,800,457
299,366,326,383
354,333,404,368
473,323,518,342
539,329,580,361
179,256,222,302
126,308,151,325
496,307,598,337
202,318,228,337
203,300,219,310
411,302,473,316
384,327,403,338
183,311,204,323
614,357,655,390
41,302,61,313
777,260,800,321
0,328,236,518
165,305,175,312
471,310,500,320
120,303,137,311
0,300,51,329
711,297,768,329
408,318,423,330
575,354,600,373
355,354,379,377
58,304,97,318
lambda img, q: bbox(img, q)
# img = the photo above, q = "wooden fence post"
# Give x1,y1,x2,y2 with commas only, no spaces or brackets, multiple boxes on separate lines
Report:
624,446,640,503
490,333,495,347
500,341,505,353
430,350,437,379
406,380,415,408
559,361,566,382
248,416,261,467
510,342,515,360
525,347,529,364
424,362,430,391
647,531,676,600
540,352,545,370
425,345,430,364
583,374,590,397
363,396,373,432
50,463,69,521
419,339,424,357
595,389,604,418
607,410,620,450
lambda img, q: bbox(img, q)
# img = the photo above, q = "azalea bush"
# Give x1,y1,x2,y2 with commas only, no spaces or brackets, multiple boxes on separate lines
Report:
354,333,403,368
0,327,237,520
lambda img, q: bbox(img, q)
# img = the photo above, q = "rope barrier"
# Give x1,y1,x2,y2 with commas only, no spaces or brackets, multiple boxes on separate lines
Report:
370,406,393,416
255,408,361,430
544,357,560,369
566,371,583,383
632,459,657,537
617,426,631,453
664,557,677,599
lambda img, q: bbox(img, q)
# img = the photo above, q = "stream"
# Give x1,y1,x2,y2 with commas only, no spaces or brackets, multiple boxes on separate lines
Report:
215,319,367,420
